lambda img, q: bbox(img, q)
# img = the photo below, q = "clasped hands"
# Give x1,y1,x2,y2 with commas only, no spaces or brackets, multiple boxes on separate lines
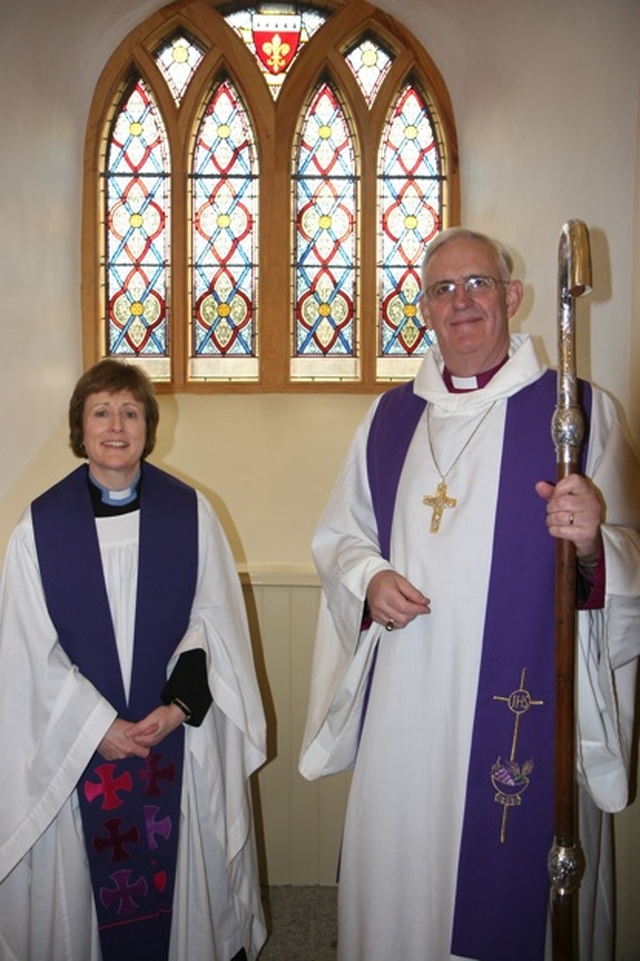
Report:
367,474,604,632
98,702,187,761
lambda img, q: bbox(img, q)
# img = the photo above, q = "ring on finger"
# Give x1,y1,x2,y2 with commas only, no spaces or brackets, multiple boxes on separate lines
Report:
568,512,574,526
385,619,395,632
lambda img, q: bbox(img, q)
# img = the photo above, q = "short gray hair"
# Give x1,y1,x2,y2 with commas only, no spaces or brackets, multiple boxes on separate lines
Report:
421,227,514,287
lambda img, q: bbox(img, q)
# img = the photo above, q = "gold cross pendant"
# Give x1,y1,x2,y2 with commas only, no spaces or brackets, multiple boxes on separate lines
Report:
423,479,457,533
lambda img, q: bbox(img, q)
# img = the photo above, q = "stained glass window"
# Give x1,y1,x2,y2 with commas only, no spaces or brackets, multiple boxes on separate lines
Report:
343,34,394,107
377,81,441,380
224,4,326,99
155,33,206,106
104,76,171,381
292,81,357,381
85,1,457,390
190,78,259,381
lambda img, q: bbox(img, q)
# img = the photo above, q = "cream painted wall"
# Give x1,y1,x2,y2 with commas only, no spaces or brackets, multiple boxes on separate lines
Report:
0,0,640,540
1,0,639,955
1,0,638,558
1,0,638,559
0,393,374,570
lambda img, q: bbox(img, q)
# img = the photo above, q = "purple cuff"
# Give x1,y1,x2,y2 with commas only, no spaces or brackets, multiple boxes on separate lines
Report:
577,548,605,610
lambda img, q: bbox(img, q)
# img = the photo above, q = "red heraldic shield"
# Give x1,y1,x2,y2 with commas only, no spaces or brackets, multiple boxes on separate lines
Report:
252,15,301,75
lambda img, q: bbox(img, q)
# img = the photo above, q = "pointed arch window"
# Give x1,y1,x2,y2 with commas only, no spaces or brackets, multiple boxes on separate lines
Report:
104,77,171,380
293,79,357,381
190,77,259,381
83,1,459,392
378,79,442,379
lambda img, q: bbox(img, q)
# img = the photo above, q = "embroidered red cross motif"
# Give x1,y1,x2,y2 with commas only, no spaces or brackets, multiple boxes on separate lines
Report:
139,753,175,796
84,764,133,810
100,868,148,915
93,817,140,862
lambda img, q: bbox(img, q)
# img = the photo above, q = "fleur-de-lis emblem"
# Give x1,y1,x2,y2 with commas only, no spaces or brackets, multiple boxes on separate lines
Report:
252,17,301,78
261,34,290,73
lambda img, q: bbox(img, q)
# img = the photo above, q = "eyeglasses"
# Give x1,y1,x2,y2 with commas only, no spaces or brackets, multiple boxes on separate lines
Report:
424,274,508,301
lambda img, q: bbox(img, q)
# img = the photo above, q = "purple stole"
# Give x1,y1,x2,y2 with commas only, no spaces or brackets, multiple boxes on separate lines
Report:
367,372,591,961
31,463,198,961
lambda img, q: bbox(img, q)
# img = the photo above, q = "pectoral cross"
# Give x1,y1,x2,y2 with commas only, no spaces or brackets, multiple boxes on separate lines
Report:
423,479,457,533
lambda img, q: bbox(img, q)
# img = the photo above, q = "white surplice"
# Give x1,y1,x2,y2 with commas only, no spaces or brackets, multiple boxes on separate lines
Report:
0,490,267,961
300,335,640,961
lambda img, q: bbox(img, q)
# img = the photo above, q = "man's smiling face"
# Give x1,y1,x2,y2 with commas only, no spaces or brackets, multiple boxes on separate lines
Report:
419,236,523,377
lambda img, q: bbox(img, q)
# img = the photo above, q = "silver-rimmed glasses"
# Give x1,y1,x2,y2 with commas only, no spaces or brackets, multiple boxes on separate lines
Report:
425,274,508,300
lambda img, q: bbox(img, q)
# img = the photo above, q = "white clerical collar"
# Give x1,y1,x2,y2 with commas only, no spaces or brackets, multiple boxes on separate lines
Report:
89,470,140,506
414,335,547,412
450,373,480,390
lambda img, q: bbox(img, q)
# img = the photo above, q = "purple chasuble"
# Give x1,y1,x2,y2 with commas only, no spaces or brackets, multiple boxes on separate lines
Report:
367,371,591,961
31,463,198,961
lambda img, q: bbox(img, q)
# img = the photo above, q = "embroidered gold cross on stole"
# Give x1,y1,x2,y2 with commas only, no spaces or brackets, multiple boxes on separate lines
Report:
492,668,544,843
423,479,457,533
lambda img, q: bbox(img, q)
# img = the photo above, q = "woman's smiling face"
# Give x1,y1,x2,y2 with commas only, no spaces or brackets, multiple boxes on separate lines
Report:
82,389,146,488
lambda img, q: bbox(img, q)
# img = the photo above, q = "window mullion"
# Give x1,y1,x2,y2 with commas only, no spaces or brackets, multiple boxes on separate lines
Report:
356,95,378,390
170,110,189,391
260,129,292,391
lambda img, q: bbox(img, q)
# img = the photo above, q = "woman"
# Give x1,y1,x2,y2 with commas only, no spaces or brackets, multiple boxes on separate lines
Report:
0,360,267,961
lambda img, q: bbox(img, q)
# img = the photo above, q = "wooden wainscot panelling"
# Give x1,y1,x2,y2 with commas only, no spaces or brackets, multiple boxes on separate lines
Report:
241,569,350,886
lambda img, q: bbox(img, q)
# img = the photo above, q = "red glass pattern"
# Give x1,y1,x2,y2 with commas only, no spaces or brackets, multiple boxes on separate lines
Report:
379,82,441,358
191,79,257,362
294,82,356,361
105,77,169,357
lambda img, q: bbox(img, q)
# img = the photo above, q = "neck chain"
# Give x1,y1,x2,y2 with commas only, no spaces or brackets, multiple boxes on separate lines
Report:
423,402,496,533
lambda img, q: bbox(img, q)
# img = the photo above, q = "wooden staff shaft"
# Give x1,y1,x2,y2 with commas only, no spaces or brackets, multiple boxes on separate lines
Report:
555,500,578,842
551,468,579,961
549,220,591,961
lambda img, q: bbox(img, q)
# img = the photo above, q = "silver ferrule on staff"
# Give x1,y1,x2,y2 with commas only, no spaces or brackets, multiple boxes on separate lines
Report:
551,221,592,467
547,841,583,897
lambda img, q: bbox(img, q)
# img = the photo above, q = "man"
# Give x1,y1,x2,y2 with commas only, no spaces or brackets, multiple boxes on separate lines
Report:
299,228,640,960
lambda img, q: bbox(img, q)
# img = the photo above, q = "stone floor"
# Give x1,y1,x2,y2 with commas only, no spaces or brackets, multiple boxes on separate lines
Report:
258,885,338,960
